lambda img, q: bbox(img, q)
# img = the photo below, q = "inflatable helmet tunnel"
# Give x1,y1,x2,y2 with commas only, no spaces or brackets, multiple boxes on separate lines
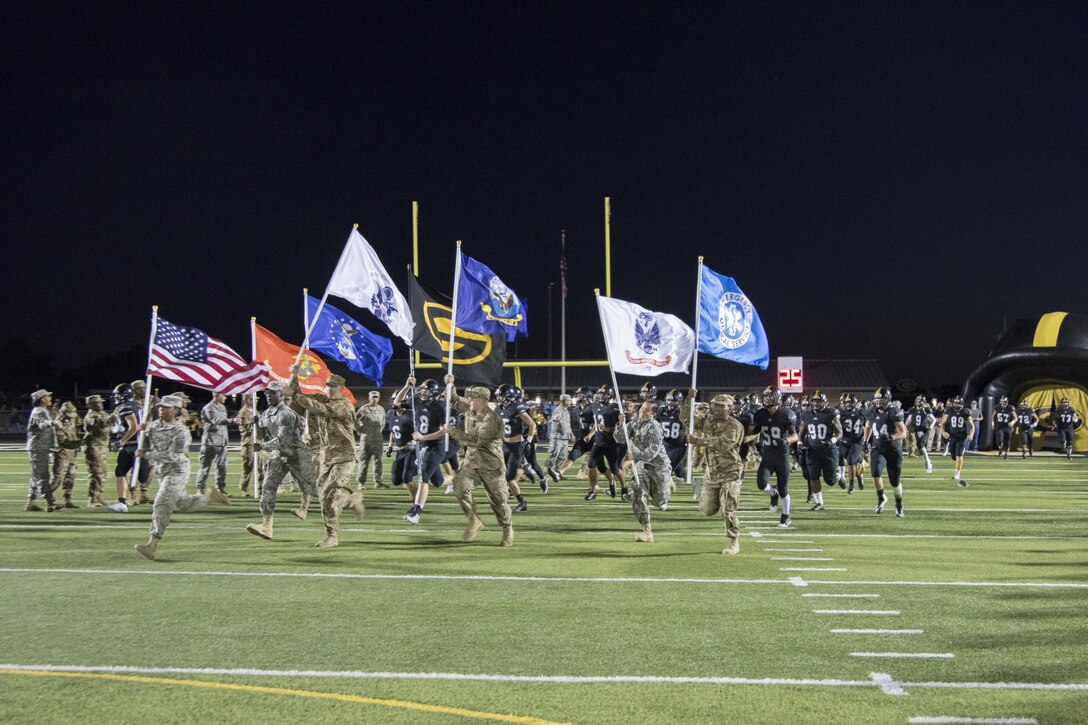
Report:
963,312,1088,452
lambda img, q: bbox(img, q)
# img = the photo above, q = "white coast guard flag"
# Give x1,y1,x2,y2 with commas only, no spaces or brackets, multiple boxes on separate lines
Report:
326,227,414,346
597,296,694,375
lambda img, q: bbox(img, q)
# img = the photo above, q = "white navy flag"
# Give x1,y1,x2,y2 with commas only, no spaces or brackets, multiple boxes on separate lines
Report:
597,296,694,376
326,227,414,346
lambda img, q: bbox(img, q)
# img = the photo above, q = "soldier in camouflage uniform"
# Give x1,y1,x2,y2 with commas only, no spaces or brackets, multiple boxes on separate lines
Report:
288,370,364,548
134,395,209,560
82,394,111,507
443,375,513,546
233,396,259,496
25,389,62,512
289,388,324,494
52,401,82,508
245,381,318,540
614,400,673,542
682,391,745,555
196,392,230,498
355,390,387,489
544,394,573,482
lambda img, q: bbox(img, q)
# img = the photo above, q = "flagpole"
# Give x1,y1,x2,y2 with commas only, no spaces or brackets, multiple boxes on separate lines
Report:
406,262,425,501
444,241,463,450
130,306,159,493
593,289,641,496
250,316,260,500
294,222,358,370
560,229,567,395
686,257,704,488
412,202,421,369
604,198,611,297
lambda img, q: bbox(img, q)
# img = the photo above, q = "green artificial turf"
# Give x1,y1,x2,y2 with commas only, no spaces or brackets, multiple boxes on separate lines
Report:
0,450,1085,723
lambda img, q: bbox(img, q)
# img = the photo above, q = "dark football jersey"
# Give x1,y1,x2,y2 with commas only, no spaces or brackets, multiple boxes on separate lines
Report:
993,406,1015,429
1054,407,1078,430
868,408,905,449
572,404,594,436
656,407,686,448
944,408,970,439
752,406,797,457
414,401,446,449
840,410,866,443
390,411,415,448
501,402,531,439
906,406,932,431
796,410,815,449
804,409,839,448
1016,410,1036,429
110,401,142,447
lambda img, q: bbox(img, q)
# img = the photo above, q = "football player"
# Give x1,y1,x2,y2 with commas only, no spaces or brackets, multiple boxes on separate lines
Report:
1015,401,1039,458
799,391,842,511
863,387,907,517
795,395,815,502
585,385,626,501
658,389,688,482
991,396,1015,459
839,394,867,493
938,396,972,485
393,376,447,524
905,395,935,474
745,386,798,527
1050,397,1080,459
497,384,535,512
559,387,595,480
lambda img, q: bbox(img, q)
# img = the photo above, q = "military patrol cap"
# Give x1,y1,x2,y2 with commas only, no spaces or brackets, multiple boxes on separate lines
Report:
466,386,491,401
130,380,146,390
60,401,78,413
368,390,381,398
172,391,191,405
327,375,346,388
31,389,52,404
159,394,183,409
559,394,572,401
711,394,735,407
86,394,104,405
265,381,285,392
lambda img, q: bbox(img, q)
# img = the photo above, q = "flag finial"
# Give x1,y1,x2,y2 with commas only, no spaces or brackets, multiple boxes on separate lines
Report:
353,223,359,229
698,255,704,262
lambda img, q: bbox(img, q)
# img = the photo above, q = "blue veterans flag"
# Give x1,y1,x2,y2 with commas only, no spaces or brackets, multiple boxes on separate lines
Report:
306,296,393,385
455,252,528,342
697,264,770,370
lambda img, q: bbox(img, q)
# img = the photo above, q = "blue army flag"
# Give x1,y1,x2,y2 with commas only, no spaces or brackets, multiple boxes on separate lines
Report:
697,264,770,370
455,251,528,342
305,295,393,385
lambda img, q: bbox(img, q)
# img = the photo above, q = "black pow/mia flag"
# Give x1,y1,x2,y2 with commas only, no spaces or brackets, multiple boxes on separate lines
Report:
408,275,506,387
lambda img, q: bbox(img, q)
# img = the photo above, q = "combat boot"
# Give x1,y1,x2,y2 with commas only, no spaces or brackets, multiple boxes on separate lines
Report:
722,538,740,556
135,536,160,560
314,528,339,548
25,499,43,512
246,515,274,540
208,488,230,505
636,523,654,543
463,516,485,542
500,525,514,547
47,501,64,512
291,494,311,520
87,495,103,508
63,497,79,509
348,491,365,520
137,490,151,505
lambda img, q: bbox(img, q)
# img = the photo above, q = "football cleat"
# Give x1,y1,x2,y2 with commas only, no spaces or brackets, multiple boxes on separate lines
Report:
811,503,824,512
584,491,597,501
875,493,887,514
777,514,791,529
512,501,528,513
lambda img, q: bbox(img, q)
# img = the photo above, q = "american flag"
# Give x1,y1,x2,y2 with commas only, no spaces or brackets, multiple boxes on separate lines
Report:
148,318,269,394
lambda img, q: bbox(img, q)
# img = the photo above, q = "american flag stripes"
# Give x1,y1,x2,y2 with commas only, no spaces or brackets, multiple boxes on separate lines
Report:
148,318,269,394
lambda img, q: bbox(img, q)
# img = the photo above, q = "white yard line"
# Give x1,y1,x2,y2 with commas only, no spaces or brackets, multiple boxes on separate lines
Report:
803,593,880,598
780,567,848,572
814,610,899,615
851,652,954,659
760,548,824,552
771,557,835,561
908,718,1038,724
832,629,923,634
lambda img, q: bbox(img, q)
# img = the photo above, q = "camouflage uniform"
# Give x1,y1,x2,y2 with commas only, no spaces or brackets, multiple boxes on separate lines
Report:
142,414,205,539
291,393,326,485
234,403,259,494
289,375,362,545
52,403,82,506
82,396,111,505
545,404,572,472
255,395,317,516
196,399,229,493
448,388,512,544
682,396,745,551
614,416,673,525
355,400,386,487
26,398,57,508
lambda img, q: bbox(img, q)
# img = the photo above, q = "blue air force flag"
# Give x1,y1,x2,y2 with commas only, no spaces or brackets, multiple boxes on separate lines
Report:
697,265,769,370
306,296,393,385
455,252,528,342
325,228,415,346
597,296,694,376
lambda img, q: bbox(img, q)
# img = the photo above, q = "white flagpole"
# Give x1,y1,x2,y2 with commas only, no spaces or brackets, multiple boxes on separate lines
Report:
301,287,311,440
594,289,642,496
686,256,704,488
249,316,259,500
444,241,463,449
293,222,363,369
130,306,159,494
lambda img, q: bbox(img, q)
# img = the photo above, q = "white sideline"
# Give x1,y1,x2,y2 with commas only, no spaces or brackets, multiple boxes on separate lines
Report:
803,593,880,598
780,567,848,572
772,557,835,561
1,664,1084,698
761,548,824,552
832,629,922,634
814,610,899,615
908,718,1038,724
851,653,954,659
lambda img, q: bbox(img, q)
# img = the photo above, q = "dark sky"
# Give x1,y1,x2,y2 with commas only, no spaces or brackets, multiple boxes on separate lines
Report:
5,1,1088,392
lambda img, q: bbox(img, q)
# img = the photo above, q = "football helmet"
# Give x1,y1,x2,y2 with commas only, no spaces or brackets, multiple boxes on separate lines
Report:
495,384,517,406
416,379,441,402
998,396,1009,407
762,386,782,408
951,395,964,410
842,393,856,411
665,389,684,408
594,385,613,403
639,382,657,402
112,384,134,405
873,387,891,409
574,386,592,404
812,392,827,411
1059,397,1070,408
915,395,926,409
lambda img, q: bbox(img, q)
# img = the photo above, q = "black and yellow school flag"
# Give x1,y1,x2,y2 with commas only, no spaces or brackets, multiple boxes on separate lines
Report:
408,275,506,386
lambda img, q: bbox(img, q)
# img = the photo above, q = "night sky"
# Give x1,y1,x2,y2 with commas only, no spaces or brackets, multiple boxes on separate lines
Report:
6,1,1088,395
